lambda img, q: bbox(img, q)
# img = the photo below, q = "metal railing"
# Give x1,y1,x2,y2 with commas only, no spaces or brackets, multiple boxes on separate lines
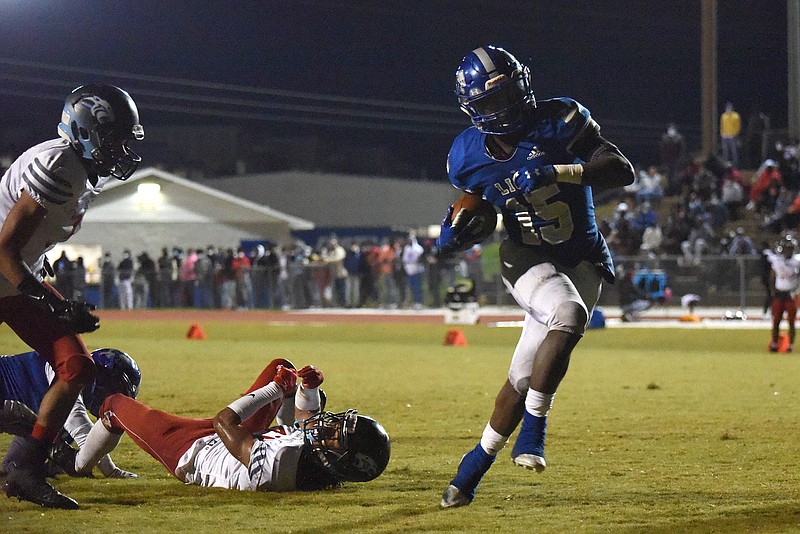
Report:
483,254,767,310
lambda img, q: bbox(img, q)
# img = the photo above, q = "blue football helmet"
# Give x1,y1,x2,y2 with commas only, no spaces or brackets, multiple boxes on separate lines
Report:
57,83,145,180
455,45,536,135
301,409,390,483
82,348,141,417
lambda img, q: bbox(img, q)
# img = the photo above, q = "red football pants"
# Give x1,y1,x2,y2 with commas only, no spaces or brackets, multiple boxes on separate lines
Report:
771,296,797,324
0,293,91,383
100,358,294,476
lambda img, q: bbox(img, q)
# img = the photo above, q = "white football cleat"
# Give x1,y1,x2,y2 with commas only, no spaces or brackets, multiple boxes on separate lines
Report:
512,453,546,472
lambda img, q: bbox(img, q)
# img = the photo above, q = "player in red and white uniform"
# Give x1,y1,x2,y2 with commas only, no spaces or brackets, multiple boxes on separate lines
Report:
764,236,800,352
67,359,391,494
1,84,144,509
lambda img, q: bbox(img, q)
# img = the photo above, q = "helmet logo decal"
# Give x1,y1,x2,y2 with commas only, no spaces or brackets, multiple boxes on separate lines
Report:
527,146,546,160
351,452,379,477
484,74,507,91
78,96,116,125
456,70,466,93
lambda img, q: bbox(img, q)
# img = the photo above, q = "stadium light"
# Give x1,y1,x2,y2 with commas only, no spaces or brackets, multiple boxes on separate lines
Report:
136,182,162,211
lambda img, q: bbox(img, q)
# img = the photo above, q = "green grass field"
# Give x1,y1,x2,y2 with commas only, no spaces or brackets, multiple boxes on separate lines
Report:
2,320,800,533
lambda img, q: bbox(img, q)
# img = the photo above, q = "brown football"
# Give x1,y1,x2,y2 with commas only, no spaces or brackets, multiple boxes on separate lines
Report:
450,192,498,242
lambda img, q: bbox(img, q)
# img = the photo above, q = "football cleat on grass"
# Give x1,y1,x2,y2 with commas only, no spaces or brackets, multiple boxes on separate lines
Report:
48,431,89,478
440,484,473,508
512,452,547,472
440,443,495,508
4,465,79,509
511,412,547,472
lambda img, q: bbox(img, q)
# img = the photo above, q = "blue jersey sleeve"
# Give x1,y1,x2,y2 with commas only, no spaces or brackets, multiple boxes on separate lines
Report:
0,352,51,413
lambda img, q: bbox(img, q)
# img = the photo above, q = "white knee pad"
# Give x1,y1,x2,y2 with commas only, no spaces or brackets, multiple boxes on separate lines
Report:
549,299,589,335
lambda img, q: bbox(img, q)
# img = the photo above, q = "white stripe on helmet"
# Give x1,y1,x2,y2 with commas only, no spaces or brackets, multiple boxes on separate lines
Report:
472,47,497,74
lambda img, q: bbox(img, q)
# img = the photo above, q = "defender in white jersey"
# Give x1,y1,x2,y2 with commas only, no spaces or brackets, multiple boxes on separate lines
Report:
69,358,391,495
1,84,144,509
764,235,800,352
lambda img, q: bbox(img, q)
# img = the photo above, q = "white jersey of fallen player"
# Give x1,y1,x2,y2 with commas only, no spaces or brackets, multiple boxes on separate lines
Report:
176,425,305,491
0,138,109,298
764,250,800,294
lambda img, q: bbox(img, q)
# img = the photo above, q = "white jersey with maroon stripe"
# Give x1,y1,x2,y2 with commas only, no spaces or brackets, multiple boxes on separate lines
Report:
0,138,108,298
176,425,305,491
764,250,800,294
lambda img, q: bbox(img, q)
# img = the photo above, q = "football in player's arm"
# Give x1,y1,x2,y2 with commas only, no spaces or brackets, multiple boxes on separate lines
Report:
68,358,390,494
437,45,634,508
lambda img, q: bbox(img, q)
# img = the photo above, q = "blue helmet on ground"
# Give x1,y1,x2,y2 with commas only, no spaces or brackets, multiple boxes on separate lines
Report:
57,83,145,180
455,45,536,135
82,348,141,417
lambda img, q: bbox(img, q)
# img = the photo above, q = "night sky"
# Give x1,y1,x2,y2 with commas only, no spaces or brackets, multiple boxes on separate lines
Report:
0,1,790,177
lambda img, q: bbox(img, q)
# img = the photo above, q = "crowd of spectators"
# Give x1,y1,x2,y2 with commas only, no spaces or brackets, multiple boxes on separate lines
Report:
53,233,484,311
600,131,800,271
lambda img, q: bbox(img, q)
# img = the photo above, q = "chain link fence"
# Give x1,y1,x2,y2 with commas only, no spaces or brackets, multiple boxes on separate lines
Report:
482,254,768,311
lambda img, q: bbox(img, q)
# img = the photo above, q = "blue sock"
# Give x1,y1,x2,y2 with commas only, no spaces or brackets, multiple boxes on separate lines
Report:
450,443,495,499
512,411,547,458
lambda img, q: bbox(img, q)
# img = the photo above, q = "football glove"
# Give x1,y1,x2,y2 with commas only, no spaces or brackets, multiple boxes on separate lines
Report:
297,365,324,389
17,273,99,334
513,165,556,195
435,205,488,259
274,365,298,394
514,164,584,194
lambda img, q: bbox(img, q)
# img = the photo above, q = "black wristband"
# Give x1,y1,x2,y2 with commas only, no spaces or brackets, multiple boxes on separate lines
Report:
17,272,50,302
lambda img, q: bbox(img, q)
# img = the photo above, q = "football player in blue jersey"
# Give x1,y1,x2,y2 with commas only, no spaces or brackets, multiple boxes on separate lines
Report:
1,348,141,480
438,45,634,508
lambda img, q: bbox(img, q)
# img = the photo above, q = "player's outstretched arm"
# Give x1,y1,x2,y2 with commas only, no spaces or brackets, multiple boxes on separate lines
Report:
213,365,297,466
294,365,324,421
